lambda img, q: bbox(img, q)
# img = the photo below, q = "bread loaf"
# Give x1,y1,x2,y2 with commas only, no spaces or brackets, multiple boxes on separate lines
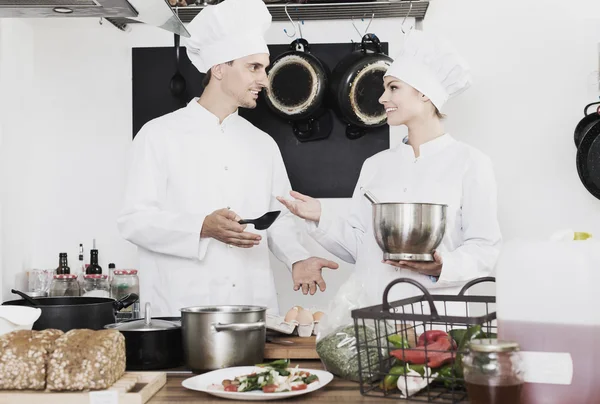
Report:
0,329,64,390
47,329,126,391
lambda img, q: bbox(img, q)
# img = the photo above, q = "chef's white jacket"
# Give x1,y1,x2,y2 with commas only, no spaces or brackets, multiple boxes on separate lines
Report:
307,134,502,312
117,99,310,316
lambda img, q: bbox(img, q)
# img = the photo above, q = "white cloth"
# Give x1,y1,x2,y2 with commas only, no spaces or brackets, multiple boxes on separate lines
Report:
306,134,501,311
117,99,310,316
385,30,471,110
182,0,271,73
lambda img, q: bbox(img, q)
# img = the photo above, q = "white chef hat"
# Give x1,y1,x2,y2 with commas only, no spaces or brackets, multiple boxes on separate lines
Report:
385,30,472,110
182,0,272,73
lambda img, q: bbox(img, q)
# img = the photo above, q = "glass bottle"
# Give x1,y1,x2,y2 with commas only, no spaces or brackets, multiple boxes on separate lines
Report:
86,249,102,274
56,253,70,275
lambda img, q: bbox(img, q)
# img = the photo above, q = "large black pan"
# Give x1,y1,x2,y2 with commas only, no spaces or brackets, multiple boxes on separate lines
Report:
329,33,393,140
576,119,600,200
2,292,138,332
574,101,600,147
263,38,332,142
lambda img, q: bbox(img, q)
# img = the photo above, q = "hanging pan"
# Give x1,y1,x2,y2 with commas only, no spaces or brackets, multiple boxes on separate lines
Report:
573,101,600,147
329,33,393,140
263,38,332,142
576,118,600,200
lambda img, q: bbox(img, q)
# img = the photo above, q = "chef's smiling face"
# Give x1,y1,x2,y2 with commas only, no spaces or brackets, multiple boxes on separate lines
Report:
221,53,270,109
379,76,430,126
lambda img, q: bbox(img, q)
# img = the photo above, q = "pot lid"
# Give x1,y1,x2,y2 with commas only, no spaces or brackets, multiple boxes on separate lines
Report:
108,302,180,331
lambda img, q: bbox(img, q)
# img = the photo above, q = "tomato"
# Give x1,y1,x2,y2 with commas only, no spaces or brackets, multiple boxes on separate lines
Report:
291,384,308,391
224,384,238,392
262,384,278,393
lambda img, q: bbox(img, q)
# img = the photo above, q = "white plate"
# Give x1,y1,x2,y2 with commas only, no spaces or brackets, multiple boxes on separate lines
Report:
181,366,334,401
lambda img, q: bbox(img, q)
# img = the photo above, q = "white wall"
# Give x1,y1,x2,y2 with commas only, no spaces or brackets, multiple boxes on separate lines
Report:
1,0,599,312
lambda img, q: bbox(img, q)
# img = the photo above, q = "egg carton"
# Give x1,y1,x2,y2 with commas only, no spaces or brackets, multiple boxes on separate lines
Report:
266,311,322,337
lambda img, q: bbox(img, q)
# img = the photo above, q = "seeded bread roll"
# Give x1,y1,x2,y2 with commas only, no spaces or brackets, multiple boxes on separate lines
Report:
0,329,64,390
47,329,126,391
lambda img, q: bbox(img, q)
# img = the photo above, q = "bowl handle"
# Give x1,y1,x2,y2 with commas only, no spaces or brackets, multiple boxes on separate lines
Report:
382,278,439,320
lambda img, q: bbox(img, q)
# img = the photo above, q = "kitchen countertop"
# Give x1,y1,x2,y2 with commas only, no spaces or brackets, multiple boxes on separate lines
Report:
148,360,462,403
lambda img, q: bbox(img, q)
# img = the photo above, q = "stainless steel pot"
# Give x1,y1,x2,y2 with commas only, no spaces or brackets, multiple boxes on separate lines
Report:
372,202,447,262
180,305,266,372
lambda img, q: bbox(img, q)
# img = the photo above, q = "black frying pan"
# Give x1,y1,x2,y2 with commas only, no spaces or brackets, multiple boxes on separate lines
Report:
329,33,393,140
576,119,600,200
574,101,600,147
263,38,332,142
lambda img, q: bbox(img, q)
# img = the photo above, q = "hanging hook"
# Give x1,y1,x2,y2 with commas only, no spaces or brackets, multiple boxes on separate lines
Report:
364,12,374,34
351,12,375,39
400,1,413,34
284,3,303,39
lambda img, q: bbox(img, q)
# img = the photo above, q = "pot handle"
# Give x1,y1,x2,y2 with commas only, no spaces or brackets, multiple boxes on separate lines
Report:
212,321,266,332
112,293,139,312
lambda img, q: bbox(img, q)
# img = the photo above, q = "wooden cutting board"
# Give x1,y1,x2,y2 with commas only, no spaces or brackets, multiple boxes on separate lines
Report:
264,335,320,360
0,371,166,404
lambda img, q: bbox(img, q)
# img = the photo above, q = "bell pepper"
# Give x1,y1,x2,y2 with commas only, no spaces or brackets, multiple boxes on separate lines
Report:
391,336,454,364
388,334,410,349
435,364,463,389
453,325,484,378
381,365,408,391
417,330,448,346
427,352,455,368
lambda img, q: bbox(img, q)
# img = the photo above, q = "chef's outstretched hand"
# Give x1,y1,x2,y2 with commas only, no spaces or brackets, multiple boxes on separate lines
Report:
277,191,321,222
292,257,339,295
383,251,443,277
201,208,261,248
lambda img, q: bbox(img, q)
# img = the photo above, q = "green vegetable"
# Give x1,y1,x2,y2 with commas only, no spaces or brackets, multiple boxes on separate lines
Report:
304,374,319,384
381,365,408,391
448,329,467,346
316,325,381,382
256,359,290,369
435,364,463,389
453,325,484,378
387,334,410,349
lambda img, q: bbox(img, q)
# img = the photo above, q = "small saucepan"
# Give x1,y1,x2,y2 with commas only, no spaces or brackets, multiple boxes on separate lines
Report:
105,303,183,370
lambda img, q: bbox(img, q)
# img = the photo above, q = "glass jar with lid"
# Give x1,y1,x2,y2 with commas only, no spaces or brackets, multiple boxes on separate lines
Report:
463,339,524,404
49,274,81,297
82,274,110,298
111,269,140,318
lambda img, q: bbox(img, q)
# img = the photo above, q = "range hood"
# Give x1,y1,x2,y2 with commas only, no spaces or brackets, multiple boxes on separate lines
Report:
0,0,190,37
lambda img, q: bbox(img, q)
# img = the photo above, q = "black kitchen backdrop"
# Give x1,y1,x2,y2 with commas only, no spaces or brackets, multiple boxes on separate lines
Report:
132,40,390,198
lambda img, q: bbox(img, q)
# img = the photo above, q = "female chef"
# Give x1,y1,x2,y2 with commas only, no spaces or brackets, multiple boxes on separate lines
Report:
277,30,502,305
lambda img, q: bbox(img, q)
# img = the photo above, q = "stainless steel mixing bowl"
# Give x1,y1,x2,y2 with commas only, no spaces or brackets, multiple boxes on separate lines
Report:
372,202,447,262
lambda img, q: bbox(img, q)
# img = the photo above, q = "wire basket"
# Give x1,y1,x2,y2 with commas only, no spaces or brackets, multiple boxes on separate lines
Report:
350,277,496,403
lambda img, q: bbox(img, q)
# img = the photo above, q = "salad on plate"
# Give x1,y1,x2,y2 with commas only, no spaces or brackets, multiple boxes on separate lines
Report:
208,359,320,393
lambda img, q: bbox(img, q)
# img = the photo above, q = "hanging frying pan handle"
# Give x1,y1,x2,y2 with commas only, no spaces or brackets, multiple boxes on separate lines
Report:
361,33,383,54
457,277,496,296
112,293,139,312
290,38,310,53
382,278,440,320
583,101,600,117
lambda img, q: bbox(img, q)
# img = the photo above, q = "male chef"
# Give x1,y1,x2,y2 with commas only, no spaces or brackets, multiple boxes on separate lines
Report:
117,0,338,316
